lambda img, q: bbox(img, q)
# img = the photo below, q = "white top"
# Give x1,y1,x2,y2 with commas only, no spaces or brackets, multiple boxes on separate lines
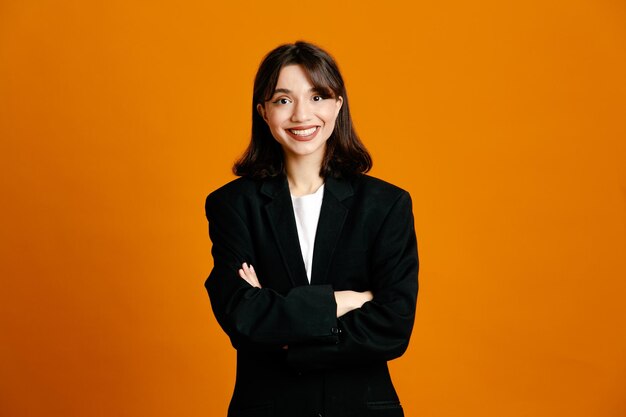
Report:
291,184,325,283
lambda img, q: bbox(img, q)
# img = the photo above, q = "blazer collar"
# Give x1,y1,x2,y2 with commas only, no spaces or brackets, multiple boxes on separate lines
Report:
261,175,354,287
260,175,354,201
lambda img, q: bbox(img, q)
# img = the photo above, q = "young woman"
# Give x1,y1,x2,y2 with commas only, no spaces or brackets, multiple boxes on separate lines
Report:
205,41,419,417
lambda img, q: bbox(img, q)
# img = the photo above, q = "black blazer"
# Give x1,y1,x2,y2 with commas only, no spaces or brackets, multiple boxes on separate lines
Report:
205,174,419,417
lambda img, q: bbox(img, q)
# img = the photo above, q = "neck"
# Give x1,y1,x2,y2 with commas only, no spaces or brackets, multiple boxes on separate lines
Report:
285,155,324,197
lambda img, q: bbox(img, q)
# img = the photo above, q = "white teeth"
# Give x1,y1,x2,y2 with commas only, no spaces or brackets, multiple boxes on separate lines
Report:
289,127,317,136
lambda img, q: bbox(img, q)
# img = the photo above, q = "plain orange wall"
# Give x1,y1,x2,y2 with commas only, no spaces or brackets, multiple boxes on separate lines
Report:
1,1,625,416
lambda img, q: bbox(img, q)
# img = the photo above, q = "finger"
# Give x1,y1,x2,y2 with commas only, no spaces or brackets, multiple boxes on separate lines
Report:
238,267,255,286
242,262,254,279
248,265,258,280
238,263,262,288
241,263,253,278
248,264,262,288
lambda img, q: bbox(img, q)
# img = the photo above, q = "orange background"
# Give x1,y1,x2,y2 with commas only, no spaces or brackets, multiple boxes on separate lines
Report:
1,1,625,416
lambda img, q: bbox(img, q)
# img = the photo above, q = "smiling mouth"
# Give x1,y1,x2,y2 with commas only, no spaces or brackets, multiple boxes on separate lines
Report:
288,126,319,137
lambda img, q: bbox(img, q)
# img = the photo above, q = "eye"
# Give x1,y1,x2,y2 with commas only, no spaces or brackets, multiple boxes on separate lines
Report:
272,97,292,105
312,95,324,102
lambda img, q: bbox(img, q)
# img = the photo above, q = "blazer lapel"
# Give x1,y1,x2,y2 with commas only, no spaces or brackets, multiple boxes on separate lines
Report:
262,177,310,287
310,176,353,285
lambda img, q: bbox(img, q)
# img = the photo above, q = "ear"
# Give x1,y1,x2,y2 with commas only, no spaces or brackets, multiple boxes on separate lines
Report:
335,96,344,116
256,103,268,122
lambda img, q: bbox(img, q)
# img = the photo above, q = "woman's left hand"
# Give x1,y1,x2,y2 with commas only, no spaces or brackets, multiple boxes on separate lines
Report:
238,262,262,288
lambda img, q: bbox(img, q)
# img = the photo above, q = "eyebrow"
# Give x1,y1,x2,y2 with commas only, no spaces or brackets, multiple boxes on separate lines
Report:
271,87,321,95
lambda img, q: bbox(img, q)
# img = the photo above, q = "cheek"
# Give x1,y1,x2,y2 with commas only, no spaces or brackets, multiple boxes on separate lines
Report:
265,113,288,142
265,113,283,130
320,105,340,124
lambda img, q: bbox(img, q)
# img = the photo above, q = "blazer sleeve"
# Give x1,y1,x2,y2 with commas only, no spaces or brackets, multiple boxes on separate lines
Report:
204,192,339,350
287,191,419,370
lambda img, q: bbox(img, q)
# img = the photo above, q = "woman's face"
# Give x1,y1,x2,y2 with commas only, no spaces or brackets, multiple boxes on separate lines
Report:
257,64,343,164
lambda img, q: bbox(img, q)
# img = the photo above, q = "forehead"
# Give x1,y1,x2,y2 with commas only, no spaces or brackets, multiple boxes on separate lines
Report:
275,64,314,89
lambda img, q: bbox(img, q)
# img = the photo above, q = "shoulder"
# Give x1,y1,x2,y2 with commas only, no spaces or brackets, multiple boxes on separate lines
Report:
207,176,257,200
205,175,289,213
336,174,413,218
353,175,408,198
205,176,261,213
349,175,411,208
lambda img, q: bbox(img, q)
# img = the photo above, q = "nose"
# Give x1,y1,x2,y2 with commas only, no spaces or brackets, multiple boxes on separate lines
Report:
290,100,311,122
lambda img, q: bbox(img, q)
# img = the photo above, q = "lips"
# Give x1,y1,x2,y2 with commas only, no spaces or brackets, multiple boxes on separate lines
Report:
289,127,317,136
286,126,320,141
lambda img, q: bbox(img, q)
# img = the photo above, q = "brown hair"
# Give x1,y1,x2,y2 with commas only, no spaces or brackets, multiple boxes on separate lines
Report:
233,41,372,179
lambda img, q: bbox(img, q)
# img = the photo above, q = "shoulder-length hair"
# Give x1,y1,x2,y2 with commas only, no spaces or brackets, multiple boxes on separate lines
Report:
233,41,372,179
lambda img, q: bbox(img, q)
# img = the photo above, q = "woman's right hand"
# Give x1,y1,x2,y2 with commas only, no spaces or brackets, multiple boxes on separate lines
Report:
334,290,373,318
